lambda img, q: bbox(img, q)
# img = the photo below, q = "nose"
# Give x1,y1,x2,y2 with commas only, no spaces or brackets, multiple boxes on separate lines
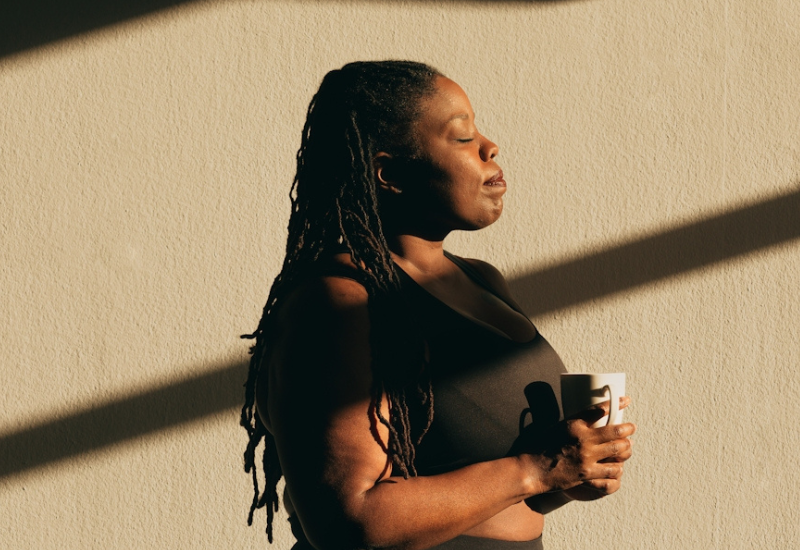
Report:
480,134,499,162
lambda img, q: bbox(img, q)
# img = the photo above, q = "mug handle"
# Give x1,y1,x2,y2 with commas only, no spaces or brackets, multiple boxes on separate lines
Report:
602,385,619,427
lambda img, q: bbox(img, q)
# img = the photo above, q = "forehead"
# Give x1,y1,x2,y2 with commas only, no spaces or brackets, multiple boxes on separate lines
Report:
416,76,474,130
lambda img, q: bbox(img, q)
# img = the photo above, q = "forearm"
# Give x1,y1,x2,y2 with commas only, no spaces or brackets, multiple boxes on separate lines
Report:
328,457,542,550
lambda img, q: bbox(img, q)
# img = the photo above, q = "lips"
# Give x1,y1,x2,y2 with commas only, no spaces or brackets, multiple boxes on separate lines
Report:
484,170,506,187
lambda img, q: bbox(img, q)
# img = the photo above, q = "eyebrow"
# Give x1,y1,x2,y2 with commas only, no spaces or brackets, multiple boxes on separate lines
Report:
447,113,470,122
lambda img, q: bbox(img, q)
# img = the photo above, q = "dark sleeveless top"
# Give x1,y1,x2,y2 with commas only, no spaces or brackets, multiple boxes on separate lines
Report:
397,253,567,477
289,253,565,549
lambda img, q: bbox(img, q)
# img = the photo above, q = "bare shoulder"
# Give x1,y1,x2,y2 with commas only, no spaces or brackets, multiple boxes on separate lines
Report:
264,264,374,418
270,257,372,371
281,254,368,315
313,274,369,310
321,252,370,306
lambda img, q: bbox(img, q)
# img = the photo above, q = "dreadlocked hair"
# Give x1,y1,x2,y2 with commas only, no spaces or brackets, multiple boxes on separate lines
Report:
240,60,442,542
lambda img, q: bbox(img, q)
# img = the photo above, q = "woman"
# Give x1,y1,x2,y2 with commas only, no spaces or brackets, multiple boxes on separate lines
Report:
241,61,635,550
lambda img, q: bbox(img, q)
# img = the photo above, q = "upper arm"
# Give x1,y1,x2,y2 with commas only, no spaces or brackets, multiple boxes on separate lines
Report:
262,276,392,547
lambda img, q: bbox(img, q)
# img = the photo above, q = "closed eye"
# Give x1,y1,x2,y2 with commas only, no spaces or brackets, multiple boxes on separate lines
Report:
456,138,474,143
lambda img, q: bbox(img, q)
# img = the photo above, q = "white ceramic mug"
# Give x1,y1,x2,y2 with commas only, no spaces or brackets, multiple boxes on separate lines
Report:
560,373,626,428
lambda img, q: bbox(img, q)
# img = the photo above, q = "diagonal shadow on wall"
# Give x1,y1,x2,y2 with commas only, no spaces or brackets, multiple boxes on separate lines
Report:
1,186,798,479
0,0,583,60
0,0,193,59
0,361,249,478
509,186,800,317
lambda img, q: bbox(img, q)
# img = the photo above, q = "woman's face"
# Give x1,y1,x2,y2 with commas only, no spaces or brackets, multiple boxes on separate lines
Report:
404,76,505,235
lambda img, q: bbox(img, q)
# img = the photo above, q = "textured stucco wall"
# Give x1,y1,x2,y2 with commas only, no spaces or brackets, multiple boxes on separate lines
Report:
2,1,798,548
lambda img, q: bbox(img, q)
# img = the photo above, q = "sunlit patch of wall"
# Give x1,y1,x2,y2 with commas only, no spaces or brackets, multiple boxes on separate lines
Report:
2,1,798,548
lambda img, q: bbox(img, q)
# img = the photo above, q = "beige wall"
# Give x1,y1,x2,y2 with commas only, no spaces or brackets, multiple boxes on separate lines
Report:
2,0,798,548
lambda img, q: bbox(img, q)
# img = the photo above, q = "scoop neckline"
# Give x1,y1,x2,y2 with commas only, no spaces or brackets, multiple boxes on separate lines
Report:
394,256,538,344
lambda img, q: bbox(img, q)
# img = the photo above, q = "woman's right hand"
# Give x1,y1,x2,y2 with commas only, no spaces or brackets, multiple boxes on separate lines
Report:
517,398,636,495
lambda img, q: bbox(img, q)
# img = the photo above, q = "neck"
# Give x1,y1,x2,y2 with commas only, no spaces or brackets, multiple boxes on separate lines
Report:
380,203,456,274
387,232,451,275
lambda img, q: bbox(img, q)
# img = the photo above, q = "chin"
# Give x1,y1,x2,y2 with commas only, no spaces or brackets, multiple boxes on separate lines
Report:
479,204,504,228
465,210,503,231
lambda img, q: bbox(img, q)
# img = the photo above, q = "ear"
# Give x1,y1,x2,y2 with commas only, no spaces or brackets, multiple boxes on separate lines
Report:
373,152,403,194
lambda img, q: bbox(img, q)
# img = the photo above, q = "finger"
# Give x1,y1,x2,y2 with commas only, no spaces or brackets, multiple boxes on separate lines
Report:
598,438,633,462
583,478,621,496
597,422,636,441
603,462,623,480
619,396,632,410
599,445,632,463
583,461,623,484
